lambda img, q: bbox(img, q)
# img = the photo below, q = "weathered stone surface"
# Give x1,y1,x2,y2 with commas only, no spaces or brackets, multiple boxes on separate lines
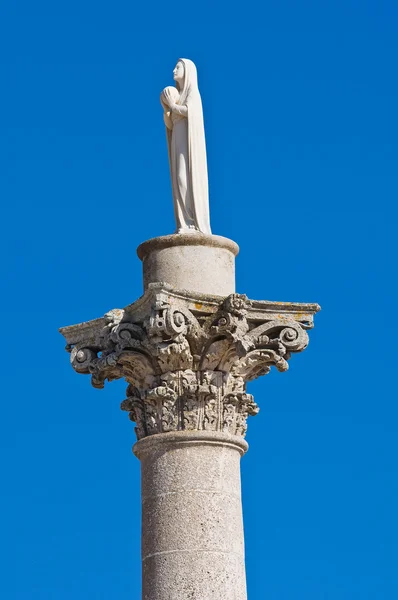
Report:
60,56,322,599
134,431,248,600
59,230,320,600
60,283,320,441
137,233,238,296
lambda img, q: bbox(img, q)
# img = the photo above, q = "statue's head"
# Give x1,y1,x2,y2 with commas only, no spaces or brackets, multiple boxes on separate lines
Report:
173,59,198,99
173,60,185,85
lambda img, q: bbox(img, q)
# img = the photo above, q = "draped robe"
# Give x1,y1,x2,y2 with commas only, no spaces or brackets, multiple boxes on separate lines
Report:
161,59,211,235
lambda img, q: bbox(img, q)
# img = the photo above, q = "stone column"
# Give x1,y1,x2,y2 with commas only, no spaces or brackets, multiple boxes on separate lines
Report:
135,431,247,600
59,233,320,600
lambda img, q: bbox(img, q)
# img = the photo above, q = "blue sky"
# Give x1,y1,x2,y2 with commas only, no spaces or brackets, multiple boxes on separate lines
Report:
1,1,397,598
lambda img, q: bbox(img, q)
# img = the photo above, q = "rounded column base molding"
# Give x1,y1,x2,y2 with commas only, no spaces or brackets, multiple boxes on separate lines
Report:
133,429,249,459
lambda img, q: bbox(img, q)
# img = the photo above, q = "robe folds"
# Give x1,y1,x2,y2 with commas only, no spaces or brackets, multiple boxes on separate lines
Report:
161,59,211,235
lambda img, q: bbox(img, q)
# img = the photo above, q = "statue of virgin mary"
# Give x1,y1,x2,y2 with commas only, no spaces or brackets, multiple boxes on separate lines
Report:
160,59,212,235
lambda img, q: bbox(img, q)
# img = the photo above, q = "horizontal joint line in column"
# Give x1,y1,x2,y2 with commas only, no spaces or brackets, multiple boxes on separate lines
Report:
142,489,241,502
143,548,244,561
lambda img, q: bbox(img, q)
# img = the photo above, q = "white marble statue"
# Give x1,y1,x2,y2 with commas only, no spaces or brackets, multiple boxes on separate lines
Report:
160,59,211,235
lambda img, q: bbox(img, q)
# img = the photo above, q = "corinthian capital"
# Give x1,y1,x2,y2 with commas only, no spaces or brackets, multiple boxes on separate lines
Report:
60,284,319,440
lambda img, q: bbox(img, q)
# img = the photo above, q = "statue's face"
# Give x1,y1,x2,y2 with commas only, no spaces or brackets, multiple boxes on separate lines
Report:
173,61,184,84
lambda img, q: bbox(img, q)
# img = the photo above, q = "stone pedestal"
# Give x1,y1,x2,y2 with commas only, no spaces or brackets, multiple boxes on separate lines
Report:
60,234,320,600
137,233,239,296
135,431,248,600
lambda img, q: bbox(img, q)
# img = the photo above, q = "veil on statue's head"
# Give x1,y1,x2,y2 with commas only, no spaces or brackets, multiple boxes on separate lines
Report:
176,58,200,104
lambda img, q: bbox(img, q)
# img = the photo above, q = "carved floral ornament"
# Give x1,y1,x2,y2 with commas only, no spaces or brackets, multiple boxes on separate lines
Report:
60,286,319,440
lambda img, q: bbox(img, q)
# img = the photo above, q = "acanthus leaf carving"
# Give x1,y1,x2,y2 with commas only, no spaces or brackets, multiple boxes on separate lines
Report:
61,289,319,440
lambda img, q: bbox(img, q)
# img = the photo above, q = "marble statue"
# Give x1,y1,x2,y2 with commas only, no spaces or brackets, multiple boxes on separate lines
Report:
160,59,211,235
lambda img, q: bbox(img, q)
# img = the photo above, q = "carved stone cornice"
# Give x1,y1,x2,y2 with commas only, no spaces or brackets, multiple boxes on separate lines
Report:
60,283,320,440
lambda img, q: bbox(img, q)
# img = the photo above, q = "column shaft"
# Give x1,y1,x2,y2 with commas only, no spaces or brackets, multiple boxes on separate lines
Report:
134,431,248,600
